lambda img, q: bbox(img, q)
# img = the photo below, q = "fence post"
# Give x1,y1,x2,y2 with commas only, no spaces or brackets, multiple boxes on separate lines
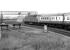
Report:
44,25,48,32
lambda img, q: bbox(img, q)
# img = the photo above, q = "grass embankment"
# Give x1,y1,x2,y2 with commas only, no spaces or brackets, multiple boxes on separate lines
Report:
0,28,70,50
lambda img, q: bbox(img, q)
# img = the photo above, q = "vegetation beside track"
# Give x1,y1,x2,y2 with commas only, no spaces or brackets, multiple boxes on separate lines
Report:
0,26,70,50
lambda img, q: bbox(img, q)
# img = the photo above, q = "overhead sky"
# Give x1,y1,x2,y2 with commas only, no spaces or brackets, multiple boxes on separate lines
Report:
0,0,70,14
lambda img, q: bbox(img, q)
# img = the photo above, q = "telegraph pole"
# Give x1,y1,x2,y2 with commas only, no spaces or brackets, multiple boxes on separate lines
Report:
1,11,3,31
0,11,3,39
1,11,3,24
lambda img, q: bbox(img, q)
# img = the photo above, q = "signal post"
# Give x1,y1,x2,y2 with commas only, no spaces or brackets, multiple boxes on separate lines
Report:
44,24,48,32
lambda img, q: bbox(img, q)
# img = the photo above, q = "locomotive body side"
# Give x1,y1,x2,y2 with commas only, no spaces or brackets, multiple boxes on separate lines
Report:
24,13,70,29
24,15,38,24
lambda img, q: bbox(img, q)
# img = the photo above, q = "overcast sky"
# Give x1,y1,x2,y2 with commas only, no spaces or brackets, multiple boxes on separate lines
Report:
0,0,70,14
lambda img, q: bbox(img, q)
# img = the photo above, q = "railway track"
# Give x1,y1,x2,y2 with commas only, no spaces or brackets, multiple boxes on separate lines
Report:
23,24,70,37
1,25,46,39
1,24,70,37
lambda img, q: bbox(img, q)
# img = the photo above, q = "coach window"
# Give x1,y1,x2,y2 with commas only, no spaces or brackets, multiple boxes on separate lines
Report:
67,17,70,20
58,17,60,20
52,17,55,19
43,17,44,19
42,18,44,19
46,17,49,19
56,17,57,20
41,18,42,19
45,17,46,19
43,17,45,20
44,17,45,19
40,17,42,20
41,17,44,19
51,17,55,20
58,17,60,19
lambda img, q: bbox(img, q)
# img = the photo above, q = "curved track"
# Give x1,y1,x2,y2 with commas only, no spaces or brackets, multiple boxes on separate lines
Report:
1,24,70,37
24,24,70,37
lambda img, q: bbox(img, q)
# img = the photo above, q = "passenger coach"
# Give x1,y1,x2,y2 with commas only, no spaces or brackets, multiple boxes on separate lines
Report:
24,13,70,29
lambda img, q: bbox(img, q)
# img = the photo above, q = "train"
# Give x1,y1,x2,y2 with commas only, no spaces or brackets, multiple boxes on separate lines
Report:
24,13,70,29
0,11,70,29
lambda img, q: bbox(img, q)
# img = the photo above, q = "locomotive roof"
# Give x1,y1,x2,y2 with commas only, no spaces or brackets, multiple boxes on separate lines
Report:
63,12,70,16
